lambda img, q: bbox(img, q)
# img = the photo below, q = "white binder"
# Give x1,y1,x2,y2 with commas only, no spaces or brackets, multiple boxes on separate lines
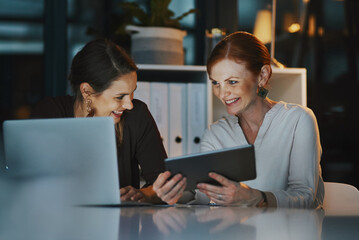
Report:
150,82,169,155
187,83,207,154
134,81,150,105
168,83,187,157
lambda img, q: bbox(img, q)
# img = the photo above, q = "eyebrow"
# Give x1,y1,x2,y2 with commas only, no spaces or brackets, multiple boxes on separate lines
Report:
209,76,239,82
116,85,137,96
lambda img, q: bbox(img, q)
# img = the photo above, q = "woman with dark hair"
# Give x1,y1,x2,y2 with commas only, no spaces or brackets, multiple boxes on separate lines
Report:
153,32,324,208
31,39,166,203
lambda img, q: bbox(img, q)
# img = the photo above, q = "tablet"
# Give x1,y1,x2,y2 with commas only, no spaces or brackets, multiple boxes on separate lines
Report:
165,144,256,190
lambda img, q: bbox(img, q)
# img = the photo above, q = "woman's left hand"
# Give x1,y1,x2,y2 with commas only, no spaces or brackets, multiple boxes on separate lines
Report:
120,185,146,202
197,172,262,206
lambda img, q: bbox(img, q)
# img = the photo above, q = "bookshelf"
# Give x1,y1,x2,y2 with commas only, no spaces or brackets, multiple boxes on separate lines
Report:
136,64,307,155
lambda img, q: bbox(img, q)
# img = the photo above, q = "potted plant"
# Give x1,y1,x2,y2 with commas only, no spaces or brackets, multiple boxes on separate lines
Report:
116,0,197,65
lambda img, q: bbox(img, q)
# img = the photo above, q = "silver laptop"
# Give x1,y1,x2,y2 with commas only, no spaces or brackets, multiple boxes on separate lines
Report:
2,117,120,205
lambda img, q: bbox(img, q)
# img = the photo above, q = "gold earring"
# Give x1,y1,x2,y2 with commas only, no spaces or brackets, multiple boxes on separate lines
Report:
86,99,92,113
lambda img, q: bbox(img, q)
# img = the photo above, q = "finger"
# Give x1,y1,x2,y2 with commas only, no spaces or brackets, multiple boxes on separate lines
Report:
197,188,227,204
120,186,131,195
162,178,186,204
121,188,137,201
169,181,187,205
157,174,183,197
197,182,223,194
153,171,171,191
130,192,145,201
208,172,232,186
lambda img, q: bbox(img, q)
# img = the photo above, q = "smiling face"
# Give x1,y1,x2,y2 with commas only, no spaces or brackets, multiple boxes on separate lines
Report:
209,59,260,116
89,72,137,124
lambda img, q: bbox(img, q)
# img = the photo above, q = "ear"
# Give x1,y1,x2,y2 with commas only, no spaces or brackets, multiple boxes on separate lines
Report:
257,65,272,88
79,82,95,99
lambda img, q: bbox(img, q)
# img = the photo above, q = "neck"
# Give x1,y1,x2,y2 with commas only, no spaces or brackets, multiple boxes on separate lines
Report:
237,97,275,130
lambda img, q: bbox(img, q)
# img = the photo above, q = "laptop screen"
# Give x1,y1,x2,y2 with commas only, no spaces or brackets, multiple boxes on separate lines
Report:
2,117,120,205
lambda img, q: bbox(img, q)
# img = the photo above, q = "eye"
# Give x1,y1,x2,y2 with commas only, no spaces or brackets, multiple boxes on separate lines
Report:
211,80,219,86
117,95,125,100
228,80,238,85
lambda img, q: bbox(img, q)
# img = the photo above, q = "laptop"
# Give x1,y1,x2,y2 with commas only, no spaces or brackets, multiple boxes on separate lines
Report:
2,117,122,206
165,144,257,190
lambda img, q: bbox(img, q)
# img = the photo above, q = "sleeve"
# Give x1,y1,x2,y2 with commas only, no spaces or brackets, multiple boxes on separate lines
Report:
133,102,167,186
272,109,324,208
200,128,218,152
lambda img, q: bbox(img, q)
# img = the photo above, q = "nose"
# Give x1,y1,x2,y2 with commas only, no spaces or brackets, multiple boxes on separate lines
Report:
219,85,230,99
122,96,133,110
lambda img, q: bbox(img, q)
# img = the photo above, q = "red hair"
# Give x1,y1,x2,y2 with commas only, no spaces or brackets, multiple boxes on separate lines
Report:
207,31,271,77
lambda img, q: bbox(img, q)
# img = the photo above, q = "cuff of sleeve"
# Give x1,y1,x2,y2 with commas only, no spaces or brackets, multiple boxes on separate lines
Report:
265,192,277,208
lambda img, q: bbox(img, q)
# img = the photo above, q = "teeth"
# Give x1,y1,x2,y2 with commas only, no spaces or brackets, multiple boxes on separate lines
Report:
113,111,123,114
225,98,238,104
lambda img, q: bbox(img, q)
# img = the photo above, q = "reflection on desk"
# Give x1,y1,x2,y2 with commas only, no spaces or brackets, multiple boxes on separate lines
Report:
1,176,359,240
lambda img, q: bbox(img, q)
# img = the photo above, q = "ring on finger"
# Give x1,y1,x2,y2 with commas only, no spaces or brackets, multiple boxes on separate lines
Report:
218,194,222,201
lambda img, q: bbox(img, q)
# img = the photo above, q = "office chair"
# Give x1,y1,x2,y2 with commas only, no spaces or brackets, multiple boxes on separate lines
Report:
323,182,359,216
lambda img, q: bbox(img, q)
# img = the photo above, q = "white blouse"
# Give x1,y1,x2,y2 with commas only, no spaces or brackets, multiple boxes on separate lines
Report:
200,101,324,208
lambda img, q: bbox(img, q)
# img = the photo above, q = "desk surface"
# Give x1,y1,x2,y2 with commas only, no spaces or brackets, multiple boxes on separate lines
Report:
1,203,358,240
1,176,359,240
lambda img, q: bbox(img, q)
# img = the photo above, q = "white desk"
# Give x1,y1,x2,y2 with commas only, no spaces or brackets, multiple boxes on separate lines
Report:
1,201,358,240
1,172,358,240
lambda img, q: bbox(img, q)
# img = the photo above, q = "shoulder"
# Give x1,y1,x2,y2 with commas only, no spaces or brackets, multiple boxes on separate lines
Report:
31,95,75,118
207,115,236,132
274,101,316,121
123,99,152,124
127,99,150,116
273,102,318,129
203,115,236,140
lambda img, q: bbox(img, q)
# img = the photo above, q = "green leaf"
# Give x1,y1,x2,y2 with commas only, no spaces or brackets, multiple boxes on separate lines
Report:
119,0,197,28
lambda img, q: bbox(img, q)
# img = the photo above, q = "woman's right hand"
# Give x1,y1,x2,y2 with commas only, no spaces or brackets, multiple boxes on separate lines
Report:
153,171,187,205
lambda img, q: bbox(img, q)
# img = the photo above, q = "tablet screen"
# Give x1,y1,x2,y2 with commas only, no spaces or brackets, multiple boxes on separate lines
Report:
165,144,256,190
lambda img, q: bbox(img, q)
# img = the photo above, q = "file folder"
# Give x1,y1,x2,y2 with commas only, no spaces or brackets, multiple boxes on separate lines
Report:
134,81,150,106
187,83,206,154
168,83,187,157
150,82,169,154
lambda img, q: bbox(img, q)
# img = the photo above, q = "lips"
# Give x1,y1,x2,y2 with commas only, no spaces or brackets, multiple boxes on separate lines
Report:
225,98,240,105
112,110,123,118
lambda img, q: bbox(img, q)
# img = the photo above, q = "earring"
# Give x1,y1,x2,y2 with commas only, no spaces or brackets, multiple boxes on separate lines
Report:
257,86,269,98
86,99,92,113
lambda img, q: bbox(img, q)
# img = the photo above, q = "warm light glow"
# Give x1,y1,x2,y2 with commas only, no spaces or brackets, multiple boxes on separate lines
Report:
288,23,301,33
253,10,272,44
308,15,316,36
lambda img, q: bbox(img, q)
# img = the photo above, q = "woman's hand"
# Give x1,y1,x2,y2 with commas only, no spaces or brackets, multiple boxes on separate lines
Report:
197,172,263,206
120,185,146,202
153,171,187,205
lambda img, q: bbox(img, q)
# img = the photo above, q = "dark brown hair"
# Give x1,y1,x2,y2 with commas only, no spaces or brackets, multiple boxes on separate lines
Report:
207,31,271,77
69,38,138,144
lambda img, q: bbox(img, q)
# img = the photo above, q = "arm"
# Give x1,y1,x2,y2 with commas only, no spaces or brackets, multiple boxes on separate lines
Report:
273,109,323,208
133,102,167,186
126,101,167,203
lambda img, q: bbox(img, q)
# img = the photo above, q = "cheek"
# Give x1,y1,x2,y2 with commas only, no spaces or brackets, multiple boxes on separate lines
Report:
212,87,220,98
240,83,256,96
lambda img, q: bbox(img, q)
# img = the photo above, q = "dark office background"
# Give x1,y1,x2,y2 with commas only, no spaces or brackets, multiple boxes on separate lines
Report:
0,0,358,188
